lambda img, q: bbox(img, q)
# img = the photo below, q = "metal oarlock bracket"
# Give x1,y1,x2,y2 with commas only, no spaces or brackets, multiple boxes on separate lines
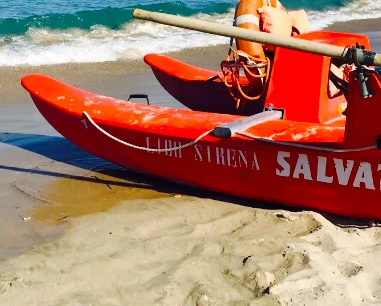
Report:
356,68,374,98
348,43,375,98
348,43,377,67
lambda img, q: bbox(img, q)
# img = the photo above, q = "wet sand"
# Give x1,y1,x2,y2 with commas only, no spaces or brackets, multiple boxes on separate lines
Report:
0,20,381,305
325,17,381,34
0,44,230,260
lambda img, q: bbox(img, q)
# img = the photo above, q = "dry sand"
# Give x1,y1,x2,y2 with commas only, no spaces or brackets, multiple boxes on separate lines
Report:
1,19,381,306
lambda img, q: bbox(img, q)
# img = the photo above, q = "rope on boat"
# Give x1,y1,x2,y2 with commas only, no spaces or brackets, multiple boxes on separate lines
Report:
236,131,377,152
81,111,212,153
82,112,377,153
220,49,270,110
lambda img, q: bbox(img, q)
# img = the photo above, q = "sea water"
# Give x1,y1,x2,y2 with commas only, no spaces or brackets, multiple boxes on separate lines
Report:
0,0,379,66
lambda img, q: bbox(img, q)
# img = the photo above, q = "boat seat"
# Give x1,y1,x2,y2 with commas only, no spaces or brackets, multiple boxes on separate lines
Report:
263,31,371,124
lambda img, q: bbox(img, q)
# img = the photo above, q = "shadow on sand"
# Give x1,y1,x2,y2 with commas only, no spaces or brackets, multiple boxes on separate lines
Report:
0,131,376,228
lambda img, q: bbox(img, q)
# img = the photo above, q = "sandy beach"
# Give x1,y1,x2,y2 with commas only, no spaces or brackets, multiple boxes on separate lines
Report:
1,19,381,305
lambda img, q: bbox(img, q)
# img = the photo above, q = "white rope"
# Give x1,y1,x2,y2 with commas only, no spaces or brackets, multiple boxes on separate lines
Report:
81,111,212,153
236,131,377,152
82,112,376,154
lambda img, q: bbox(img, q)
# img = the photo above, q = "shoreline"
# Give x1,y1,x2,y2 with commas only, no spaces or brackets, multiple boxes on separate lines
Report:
2,15,381,104
0,44,230,104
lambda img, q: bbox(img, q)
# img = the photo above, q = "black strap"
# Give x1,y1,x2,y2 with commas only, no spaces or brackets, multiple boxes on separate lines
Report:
291,26,300,35
329,70,348,96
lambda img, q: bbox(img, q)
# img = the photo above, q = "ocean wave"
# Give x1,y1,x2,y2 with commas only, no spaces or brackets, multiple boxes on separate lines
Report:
0,0,380,66
308,0,381,29
0,12,232,66
0,0,358,36
0,2,233,36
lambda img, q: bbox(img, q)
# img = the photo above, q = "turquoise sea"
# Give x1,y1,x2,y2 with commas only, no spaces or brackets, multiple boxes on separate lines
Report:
0,0,379,66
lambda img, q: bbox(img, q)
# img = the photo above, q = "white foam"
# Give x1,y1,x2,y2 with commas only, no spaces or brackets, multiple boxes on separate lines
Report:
0,13,231,66
308,0,381,30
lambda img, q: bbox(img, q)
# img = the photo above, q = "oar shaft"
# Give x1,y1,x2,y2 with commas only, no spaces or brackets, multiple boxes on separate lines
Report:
133,9,381,67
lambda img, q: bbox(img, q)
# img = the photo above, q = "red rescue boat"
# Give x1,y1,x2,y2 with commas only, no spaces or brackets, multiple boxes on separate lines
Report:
21,67,381,220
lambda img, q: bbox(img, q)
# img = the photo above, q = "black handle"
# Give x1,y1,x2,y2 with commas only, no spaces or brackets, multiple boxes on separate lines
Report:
128,94,150,105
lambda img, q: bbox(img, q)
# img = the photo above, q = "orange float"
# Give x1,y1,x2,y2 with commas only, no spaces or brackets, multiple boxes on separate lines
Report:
234,0,267,63
221,0,289,109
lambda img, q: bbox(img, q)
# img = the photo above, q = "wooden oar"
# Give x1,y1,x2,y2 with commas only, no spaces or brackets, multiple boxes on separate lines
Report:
133,9,381,67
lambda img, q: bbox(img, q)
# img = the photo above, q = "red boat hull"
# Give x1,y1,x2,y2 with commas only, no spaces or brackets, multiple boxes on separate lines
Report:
21,72,381,220
144,53,262,116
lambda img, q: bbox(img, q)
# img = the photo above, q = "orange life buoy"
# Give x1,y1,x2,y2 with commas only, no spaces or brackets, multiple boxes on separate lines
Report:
267,0,285,10
235,0,286,55
221,0,286,110
234,0,266,63
230,0,283,105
